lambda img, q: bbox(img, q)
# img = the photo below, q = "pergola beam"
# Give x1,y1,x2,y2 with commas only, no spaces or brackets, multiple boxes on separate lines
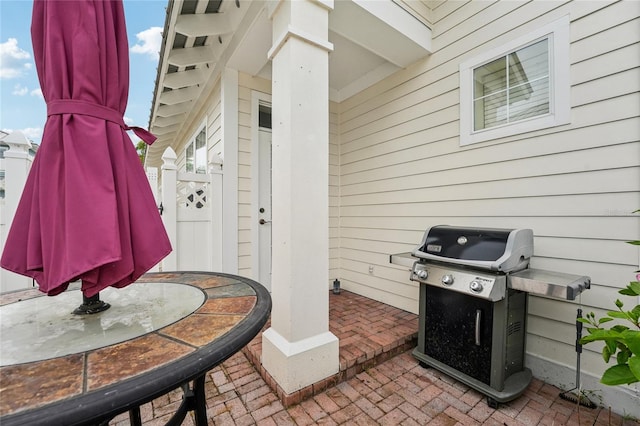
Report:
158,86,201,105
154,114,186,127
163,68,208,89
175,13,231,37
156,102,192,117
169,46,218,67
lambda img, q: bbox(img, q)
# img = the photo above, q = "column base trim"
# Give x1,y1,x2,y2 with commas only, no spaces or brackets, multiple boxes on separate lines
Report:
262,327,339,395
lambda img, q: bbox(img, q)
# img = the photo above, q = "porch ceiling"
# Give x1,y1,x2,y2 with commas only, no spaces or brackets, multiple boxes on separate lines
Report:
146,0,432,168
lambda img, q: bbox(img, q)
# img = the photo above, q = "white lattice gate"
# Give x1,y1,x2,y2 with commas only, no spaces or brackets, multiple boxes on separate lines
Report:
176,172,213,270
156,148,223,273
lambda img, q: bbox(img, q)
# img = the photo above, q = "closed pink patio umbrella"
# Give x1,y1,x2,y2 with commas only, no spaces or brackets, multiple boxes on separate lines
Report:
1,0,171,313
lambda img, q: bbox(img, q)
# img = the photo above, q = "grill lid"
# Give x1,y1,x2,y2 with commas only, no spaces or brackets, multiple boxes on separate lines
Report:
412,225,533,272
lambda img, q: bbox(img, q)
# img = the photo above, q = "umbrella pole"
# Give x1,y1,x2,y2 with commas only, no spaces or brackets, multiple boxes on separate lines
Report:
73,292,111,315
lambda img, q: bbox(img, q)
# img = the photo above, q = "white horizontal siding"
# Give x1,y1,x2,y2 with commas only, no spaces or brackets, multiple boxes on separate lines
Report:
340,192,639,220
237,76,258,278
335,0,640,402
329,102,341,284
571,17,639,64
526,328,609,376
340,215,638,240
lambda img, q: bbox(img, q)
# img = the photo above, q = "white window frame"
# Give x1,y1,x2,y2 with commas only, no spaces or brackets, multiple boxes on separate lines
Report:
459,15,570,146
185,122,207,174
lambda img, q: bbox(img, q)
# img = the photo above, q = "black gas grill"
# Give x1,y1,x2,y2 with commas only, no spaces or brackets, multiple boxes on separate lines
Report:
390,225,591,407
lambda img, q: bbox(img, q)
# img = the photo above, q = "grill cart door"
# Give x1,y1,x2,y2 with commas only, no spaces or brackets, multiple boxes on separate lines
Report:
423,286,494,384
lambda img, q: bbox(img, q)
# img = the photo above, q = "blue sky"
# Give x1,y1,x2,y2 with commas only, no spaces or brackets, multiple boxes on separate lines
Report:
0,0,167,144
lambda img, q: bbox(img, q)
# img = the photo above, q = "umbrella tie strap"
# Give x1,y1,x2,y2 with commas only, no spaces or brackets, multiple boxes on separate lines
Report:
47,99,156,145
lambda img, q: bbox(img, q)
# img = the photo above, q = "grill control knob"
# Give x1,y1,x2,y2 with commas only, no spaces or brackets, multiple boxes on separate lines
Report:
441,274,454,286
469,280,483,293
415,269,428,280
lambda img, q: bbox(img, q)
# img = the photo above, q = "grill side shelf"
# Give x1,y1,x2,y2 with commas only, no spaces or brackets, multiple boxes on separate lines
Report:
509,269,590,300
389,252,416,268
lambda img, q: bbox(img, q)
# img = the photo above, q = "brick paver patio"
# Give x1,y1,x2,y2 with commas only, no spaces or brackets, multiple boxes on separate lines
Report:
112,291,639,425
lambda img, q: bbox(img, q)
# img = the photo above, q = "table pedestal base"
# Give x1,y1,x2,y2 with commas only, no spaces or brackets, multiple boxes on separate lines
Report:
72,293,111,315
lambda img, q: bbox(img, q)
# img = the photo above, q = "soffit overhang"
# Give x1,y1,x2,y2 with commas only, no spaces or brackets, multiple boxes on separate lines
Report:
146,0,432,168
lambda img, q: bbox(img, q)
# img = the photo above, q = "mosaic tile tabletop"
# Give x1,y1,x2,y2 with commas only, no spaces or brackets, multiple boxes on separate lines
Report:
0,272,267,421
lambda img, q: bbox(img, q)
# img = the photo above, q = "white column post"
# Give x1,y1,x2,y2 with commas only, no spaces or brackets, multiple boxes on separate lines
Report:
1,131,34,292
261,0,339,394
160,147,178,271
208,155,223,271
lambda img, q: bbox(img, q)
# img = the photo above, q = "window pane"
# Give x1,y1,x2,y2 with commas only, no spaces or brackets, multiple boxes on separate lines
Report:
473,37,550,132
474,91,507,131
509,39,548,86
474,57,506,98
259,105,272,129
186,143,194,173
195,128,206,174
508,39,549,124
509,77,549,121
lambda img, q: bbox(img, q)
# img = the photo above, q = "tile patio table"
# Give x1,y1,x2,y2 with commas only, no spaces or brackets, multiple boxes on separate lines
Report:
0,271,271,426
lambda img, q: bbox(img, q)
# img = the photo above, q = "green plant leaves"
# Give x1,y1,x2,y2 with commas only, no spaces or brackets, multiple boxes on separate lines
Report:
616,348,630,365
578,220,639,387
584,329,609,338
601,364,637,385
629,356,640,381
579,279,640,386
620,281,640,296
625,330,640,355
603,343,612,363
631,305,640,323
608,311,630,321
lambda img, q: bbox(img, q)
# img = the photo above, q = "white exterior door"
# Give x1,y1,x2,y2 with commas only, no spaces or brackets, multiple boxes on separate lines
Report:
258,128,272,291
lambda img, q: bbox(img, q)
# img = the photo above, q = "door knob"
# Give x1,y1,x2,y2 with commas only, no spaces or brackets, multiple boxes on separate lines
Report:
259,219,271,225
